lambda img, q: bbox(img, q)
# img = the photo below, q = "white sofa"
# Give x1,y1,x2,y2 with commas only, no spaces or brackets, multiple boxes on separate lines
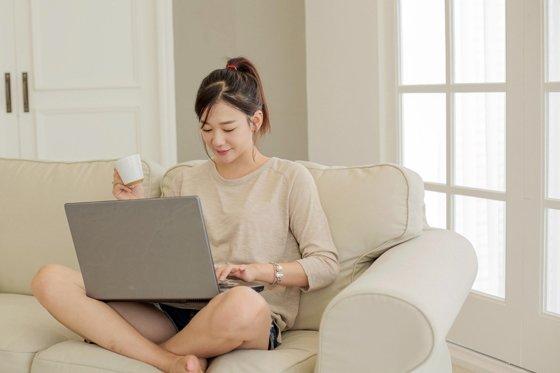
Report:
0,157,477,372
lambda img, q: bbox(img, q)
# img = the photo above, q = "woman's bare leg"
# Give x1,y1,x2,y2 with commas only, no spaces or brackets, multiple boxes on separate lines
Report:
31,264,182,372
160,285,272,372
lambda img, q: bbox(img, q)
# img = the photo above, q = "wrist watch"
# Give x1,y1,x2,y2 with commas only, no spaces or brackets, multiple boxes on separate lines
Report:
269,262,284,286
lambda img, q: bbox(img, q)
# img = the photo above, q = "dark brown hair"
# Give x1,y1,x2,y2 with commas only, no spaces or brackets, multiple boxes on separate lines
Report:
194,57,271,162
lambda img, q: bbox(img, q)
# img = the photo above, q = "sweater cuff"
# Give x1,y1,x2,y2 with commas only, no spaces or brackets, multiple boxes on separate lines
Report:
296,256,338,293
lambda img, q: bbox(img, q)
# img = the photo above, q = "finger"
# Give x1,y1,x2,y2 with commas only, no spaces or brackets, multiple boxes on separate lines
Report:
117,184,132,194
114,170,124,183
220,267,233,281
220,265,231,281
232,266,245,274
215,267,224,280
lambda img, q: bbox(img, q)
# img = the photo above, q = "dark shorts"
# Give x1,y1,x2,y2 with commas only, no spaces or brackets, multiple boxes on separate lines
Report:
157,303,281,350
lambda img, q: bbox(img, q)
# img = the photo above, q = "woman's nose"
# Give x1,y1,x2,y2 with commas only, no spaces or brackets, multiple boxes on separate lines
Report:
211,132,225,147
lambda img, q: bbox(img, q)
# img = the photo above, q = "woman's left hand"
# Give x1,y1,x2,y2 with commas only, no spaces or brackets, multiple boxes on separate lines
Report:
214,263,258,282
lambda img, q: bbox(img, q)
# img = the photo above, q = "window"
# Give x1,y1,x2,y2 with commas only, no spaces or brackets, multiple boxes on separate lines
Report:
398,0,506,298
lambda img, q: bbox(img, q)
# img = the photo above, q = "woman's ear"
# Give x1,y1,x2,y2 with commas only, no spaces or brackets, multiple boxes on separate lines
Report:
250,110,263,131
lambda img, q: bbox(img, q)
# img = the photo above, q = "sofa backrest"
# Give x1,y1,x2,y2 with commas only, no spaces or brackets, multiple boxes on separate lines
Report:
0,157,425,331
0,158,164,294
159,160,426,330
291,161,425,330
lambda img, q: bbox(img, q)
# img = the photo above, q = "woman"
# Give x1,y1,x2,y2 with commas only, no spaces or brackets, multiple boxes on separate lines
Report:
31,57,339,373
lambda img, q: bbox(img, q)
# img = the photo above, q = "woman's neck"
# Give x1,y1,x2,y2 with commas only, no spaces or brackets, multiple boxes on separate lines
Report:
214,149,270,180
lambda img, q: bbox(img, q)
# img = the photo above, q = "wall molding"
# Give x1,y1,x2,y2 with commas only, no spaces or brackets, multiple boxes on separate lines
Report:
155,0,177,168
34,106,141,160
448,341,534,373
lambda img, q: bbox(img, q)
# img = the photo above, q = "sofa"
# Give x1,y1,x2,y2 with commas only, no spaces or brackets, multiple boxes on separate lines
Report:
0,157,477,373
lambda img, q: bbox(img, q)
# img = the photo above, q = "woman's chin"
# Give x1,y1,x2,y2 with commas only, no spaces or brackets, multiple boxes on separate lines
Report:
213,151,235,163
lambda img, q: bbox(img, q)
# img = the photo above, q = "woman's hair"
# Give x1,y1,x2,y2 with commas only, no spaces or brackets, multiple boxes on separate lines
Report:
194,57,270,162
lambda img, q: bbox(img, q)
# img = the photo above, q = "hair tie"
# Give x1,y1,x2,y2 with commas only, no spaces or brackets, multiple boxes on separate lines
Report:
226,64,238,71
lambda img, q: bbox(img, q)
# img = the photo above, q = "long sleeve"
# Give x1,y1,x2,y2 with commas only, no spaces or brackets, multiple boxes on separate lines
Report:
290,164,339,292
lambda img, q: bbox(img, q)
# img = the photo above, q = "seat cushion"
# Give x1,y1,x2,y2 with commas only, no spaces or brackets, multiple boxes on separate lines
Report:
293,162,425,330
30,330,318,373
0,293,81,373
208,330,317,373
31,341,160,373
0,157,165,295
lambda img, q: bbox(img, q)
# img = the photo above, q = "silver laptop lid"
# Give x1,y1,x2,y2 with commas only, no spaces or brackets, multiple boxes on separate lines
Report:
64,196,220,302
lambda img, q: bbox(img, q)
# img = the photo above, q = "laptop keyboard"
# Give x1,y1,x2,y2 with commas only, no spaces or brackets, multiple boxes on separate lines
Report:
219,278,241,288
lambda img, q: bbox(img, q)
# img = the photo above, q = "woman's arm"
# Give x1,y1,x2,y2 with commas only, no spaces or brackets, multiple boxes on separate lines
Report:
215,262,310,289
252,262,309,288
288,164,340,292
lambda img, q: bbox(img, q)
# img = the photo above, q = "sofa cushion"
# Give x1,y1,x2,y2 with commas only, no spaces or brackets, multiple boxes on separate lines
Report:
0,293,81,373
0,158,165,295
30,330,317,373
292,162,425,330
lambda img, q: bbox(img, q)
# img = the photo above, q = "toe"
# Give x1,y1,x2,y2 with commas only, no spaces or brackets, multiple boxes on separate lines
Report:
185,355,201,372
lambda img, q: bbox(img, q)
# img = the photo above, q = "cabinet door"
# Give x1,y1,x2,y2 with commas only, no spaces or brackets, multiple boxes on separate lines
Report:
0,0,19,158
13,0,161,161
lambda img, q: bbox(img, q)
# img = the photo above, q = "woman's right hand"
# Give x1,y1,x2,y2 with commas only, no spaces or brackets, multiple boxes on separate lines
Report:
112,168,145,200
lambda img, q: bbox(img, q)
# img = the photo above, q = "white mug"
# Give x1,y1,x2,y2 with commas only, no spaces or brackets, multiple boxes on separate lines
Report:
115,154,144,186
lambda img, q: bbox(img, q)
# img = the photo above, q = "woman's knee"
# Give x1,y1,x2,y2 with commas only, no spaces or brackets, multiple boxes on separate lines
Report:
209,286,270,336
31,264,80,301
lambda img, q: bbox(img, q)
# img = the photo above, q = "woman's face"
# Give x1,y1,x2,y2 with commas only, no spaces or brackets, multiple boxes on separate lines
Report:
200,101,262,164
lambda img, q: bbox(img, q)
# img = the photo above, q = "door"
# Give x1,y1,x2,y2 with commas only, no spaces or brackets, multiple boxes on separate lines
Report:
3,0,162,162
520,0,560,371
0,0,19,158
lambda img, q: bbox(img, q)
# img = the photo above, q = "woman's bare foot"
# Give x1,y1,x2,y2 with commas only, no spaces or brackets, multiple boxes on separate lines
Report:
168,355,208,373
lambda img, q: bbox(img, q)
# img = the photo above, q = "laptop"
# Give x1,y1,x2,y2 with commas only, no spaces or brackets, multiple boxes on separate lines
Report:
64,196,265,304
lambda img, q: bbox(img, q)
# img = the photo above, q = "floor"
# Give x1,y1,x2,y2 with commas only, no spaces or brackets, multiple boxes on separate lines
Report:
453,364,474,373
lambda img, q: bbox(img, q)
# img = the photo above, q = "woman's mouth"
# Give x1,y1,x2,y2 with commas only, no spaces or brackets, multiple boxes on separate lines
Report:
216,149,230,155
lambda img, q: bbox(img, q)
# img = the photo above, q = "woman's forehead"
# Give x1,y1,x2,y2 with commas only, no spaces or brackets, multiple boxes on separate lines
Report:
202,103,246,125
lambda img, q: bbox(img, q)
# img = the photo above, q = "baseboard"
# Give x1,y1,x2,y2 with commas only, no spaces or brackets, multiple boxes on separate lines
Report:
447,341,534,373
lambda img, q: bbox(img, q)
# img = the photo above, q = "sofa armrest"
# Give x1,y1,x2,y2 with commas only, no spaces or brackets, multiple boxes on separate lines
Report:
316,228,477,373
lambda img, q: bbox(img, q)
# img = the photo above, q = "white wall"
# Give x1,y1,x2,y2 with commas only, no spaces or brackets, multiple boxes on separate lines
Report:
305,0,383,166
173,0,308,163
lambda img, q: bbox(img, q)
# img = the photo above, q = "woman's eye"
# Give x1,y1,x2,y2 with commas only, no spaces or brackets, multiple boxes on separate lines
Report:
202,128,234,133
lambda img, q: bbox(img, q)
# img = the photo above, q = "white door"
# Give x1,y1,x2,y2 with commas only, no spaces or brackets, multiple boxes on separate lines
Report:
520,0,560,371
379,0,560,371
0,0,19,158
3,0,162,162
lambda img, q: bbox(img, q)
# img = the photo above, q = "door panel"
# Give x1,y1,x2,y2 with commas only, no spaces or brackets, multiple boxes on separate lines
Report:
30,0,138,90
12,0,160,161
